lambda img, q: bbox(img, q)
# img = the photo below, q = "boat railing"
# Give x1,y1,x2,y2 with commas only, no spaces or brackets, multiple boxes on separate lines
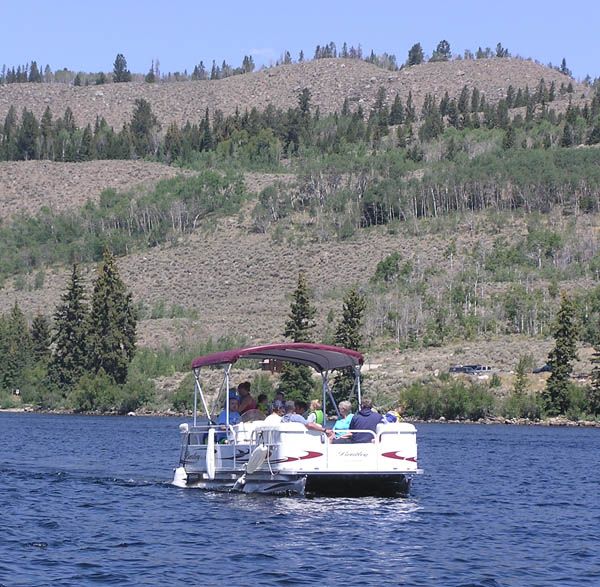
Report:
253,425,412,445
180,423,242,468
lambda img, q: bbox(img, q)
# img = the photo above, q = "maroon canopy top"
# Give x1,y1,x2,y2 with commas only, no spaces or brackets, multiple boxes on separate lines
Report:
191,343,363,372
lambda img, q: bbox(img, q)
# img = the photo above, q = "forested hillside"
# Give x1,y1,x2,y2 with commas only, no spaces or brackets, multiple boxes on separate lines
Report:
1,47,599,420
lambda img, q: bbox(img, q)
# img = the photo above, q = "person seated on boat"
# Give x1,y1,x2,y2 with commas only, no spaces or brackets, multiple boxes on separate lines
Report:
256,393,269,414
274,391,285,404
281,401,333,437
384,408,402,424
216,397,241,442
349,398,383,443
294,400,308,417
331,400,354,443
264,400,285,424
237,381,257,415
306,399,324,426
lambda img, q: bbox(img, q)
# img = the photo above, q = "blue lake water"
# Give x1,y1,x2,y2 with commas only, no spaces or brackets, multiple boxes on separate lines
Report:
0,413,599,586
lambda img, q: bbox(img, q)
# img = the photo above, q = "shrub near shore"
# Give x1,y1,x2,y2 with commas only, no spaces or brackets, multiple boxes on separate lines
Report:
393,374,599,423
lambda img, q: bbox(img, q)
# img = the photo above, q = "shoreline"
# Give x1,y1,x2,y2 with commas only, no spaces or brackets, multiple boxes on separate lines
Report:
1,407,598,428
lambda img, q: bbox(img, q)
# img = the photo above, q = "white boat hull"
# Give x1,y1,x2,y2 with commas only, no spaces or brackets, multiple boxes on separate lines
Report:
173,421,421,496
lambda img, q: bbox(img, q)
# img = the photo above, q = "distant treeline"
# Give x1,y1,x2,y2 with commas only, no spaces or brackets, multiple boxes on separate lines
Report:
0,77,593,167
0,42,589,87
2,82,600,281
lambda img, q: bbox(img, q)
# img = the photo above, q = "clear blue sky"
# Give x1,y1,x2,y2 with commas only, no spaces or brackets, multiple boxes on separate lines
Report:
2,0,598,79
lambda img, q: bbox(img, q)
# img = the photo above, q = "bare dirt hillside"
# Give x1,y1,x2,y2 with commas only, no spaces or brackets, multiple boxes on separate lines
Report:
0,160,200,219
0,208,596,381
0,58,582,129
0,57,593,386
0,160,294,219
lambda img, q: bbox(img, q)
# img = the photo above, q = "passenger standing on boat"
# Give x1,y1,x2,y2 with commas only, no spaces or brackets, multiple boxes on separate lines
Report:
281,401,333,437
349,398,383,443
237,381,257,414
331,401,353,443
264,400,285,424
306,399,324,425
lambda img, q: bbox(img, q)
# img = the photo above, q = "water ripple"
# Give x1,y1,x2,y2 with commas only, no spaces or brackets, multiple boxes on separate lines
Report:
1,415,599,586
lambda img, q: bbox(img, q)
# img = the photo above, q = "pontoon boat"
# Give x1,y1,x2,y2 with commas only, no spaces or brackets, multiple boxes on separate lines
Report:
172,343,422,496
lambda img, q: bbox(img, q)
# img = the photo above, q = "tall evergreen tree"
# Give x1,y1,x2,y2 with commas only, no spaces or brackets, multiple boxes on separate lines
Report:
278,272,317,402
49,265,89,392
0,303,32,391
588,345,600,415
407,43,424,66
28,61,42,82
2,105,19,160
332,287,367,403
113,53,132,83
17,109,40,160
430,40,451,62
543,293,579,415
30,314,51,363
334,287,367,351
405,91,416,123
130,98,160,157
389,93,405,125
86,250,137,385
513,356,530,396
283,272,316,343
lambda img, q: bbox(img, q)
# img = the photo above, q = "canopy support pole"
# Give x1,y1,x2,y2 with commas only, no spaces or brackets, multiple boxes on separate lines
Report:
224,364,232,427
355,365,362,406
193,368,212,426
322,371,341,419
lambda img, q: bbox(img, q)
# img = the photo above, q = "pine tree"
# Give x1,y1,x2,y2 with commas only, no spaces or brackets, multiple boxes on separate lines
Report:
40,106,54,160
86,250,137,385
144,64,156,83
113,53,132,83
513,356,530,396
332,288,366,403
430,40,451,62
17,109,40,160
30,314,51,363
48,265,89,392
0,303,32,391
283,272,316,343
278,272,317,402
589,345,600,415
28,61,42,82
543,293,579,415
407,43,424,66
389,93,404,125
502,124,516,150
405,91,415,123
2,105,18,160
130,98,159,157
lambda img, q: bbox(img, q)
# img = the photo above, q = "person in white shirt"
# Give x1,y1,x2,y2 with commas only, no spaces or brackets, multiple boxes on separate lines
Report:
263,400,285,424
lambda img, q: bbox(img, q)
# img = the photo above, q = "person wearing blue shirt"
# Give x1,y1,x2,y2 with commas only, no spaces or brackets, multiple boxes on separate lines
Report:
281,401,332,438
331,400,353,443
349,398,383,443
216,397,241,442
